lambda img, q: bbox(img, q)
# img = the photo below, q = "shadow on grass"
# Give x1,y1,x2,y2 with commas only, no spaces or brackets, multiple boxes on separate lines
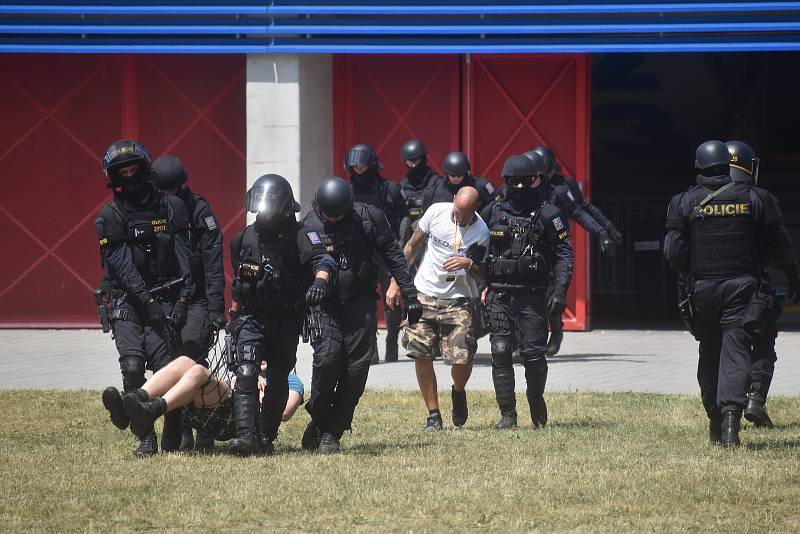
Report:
745,440,800,450
471,353,649,366
274,440,435,457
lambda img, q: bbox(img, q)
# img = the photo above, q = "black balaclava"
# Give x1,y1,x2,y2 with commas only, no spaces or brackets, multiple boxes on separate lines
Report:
255,212,292,239
405,156,429,187
350,168,379,190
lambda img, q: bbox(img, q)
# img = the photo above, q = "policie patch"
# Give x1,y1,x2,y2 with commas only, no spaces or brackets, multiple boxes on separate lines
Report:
553,216,565,231
306,231,323,245
204,216,218,230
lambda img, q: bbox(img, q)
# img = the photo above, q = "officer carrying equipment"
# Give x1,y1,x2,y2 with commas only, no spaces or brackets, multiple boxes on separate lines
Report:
485,154,574,430
664,139,798,447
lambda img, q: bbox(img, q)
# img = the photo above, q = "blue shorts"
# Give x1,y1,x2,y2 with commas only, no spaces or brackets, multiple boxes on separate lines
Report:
288,372,305,403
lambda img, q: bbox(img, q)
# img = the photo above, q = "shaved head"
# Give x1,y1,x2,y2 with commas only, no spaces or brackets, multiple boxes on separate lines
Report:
453,186,479,225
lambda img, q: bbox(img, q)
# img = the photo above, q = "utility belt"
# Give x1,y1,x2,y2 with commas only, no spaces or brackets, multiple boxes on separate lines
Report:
488,252,548,290
96,276,186,331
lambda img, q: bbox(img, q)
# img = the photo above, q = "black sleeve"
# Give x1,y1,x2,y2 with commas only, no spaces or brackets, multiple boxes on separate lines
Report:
565,176,612,229
95,205,151,306
167,196,194,300
367,205,415,298
229,229,245,303
387,182,404,238
195,199,226,314
556,183,605,236
540,205,574,293
296,224,337,276
663,192,690,277
421,177,442,211
753,188,797,270
479,202,495,226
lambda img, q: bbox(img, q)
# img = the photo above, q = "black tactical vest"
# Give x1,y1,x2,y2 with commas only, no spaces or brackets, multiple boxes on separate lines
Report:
234,225,301,314
108,197,179,288
487,202,550,289
688,184,758,278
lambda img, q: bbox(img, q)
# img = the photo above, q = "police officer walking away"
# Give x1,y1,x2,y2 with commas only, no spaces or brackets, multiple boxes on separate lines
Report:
344,144,405,363
724,141,800,427
485,155,574,429
424,151,499,213
96,140,194,457
301,177,422,453
152,155,226,451
227,174,335,456
664,140,798,447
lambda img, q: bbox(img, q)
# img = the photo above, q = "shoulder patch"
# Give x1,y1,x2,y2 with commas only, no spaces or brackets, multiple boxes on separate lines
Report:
204,216,218,230
484,183,495,194
306,231,322,245
553,216,565,231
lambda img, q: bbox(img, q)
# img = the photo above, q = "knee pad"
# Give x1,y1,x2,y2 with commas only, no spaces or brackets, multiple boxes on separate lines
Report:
491,338,514,368
236,341,262,364
119,355,145,387
522,352,547,374
234,363,259,393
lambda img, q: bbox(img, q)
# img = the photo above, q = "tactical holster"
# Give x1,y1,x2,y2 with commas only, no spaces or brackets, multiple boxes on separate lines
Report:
743,283,777,345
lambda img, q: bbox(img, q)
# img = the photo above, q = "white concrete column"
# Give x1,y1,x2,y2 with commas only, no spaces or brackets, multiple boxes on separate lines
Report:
246,53,333,221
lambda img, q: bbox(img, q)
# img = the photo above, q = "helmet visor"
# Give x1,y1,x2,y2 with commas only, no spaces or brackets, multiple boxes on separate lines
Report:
247,184,292,215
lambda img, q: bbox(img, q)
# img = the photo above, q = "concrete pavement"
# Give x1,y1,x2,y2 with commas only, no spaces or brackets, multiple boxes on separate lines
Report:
1,328,798,395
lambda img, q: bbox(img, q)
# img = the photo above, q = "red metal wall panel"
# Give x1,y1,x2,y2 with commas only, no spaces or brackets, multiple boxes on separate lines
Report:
467,54,591,330
0,54,245,326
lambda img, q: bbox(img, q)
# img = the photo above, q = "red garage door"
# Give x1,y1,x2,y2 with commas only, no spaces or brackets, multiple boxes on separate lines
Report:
334,54,591,330
467,54,591,330
0,54,245,327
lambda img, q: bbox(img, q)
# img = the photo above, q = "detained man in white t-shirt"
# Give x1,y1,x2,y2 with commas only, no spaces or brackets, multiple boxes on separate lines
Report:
388,187,490,431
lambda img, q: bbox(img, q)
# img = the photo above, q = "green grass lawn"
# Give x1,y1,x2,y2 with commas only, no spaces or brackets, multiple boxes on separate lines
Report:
1,390,800,532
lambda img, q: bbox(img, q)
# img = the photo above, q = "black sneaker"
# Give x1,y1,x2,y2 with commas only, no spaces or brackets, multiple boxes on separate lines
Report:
451,387,468,427
195,430,214,452
102,386,129,430
424,412,443,432
302,420,321,451
545,330,564,357
495,411,518,430
318,433,341,454
133,431,158,458
229,433,265,457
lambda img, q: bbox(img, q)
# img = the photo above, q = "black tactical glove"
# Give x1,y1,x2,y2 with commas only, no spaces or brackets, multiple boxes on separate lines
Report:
171,297,189,328
605,221,623,244
145,300,166,328
598,231,615,258
208,310,228,331
547,290,567,317
405,296,423,326
305,277,328,306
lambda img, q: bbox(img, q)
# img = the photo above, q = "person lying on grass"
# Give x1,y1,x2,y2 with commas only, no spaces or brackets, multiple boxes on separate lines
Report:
102,357,305,453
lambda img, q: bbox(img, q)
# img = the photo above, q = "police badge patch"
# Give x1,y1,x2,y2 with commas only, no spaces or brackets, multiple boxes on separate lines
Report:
553,216,565,231
204,216,218,230
485,183,495,194
306,231,322,245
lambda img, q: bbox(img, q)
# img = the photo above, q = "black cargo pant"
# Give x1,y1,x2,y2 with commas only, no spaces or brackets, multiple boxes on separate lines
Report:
377,256,402,357
487,289,549,414
750,285,780,397
693,275,757,420
306,292,377,438
231,313,298,440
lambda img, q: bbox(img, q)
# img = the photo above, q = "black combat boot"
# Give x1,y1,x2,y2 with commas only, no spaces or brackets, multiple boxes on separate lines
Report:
228,392,264,457
133,431,158,458
194,430,214,452
179,410,194,451
258,433,275,456
744,387,774,428
545,329,564,357
160,409,183,453
385,342,399,363
302,420,321,451
318,432,341,454
720,407,742,448
495,410,518,430
451,387,468,427
525,360,548,428
709,416,722,445
492,366,516,429
102,386,129,430
124,394,167,436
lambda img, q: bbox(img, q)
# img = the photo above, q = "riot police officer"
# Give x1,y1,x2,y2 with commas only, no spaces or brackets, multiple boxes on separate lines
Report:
227,174,335,456
664,140,797,447
485,155,574,429
300,177,422,453
153,155,225,451
399,139,440,247
95,140,194,457
344,144,405,363
725,140,800,427
423,151,499,213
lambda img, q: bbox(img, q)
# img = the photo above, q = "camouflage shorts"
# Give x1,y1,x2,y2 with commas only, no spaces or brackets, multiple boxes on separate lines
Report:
402,293,477,365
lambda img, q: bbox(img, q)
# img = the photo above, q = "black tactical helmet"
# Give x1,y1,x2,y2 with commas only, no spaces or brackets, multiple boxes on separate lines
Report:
344,144,381,170
245,174,301,216
153,155,188,190
502,154,537,178
316,176,354,218
531,145,560,177
521,151,548,177
695,140,730,177
726,140,759,183
102,139,152,188
401,139,427,162
442,151,470,176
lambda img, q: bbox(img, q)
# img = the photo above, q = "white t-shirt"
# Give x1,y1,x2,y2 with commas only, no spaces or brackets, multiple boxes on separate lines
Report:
414,202,490,299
